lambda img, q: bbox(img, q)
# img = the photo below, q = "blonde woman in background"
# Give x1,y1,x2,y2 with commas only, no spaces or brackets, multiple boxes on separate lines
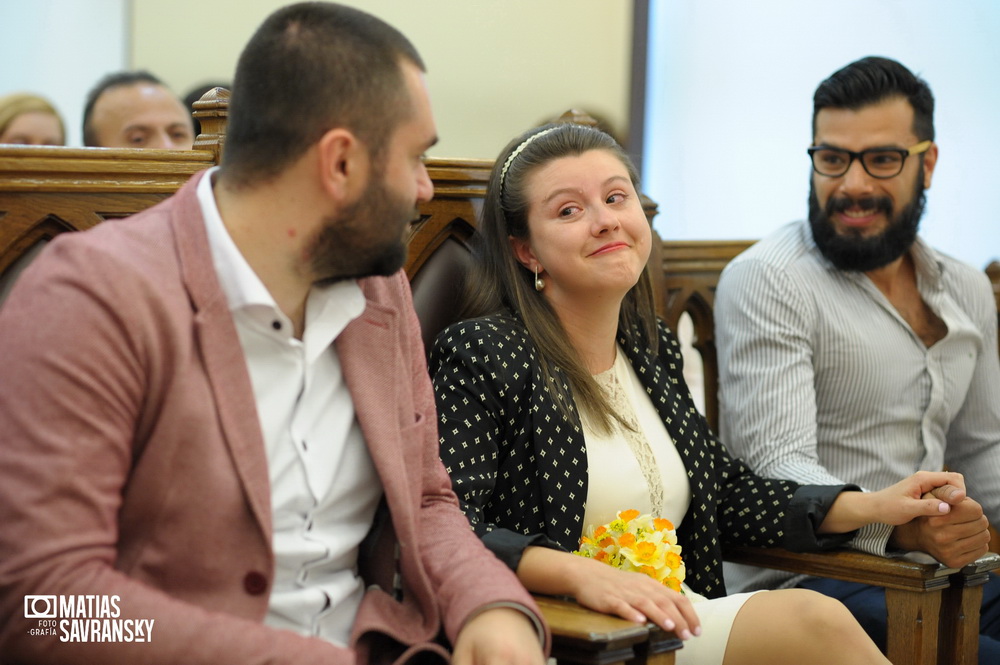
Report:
0,93,65,145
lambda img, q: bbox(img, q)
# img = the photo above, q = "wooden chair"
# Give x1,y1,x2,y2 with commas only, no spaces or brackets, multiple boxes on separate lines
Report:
4,93,996,664
659,240,1000,664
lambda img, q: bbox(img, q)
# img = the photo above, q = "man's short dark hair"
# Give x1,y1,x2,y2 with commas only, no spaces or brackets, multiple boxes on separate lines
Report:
221,2,426,187
82,70,166,147
812,56,935,141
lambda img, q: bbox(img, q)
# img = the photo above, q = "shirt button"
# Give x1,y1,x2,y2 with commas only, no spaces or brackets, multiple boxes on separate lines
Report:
272,320,282,331
243,571,268,595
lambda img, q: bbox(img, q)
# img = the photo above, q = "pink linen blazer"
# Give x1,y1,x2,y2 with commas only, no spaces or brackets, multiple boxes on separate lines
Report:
0,174,544,665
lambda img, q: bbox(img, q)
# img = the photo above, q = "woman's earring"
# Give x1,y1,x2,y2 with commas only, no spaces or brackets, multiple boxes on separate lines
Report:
534,265,545,292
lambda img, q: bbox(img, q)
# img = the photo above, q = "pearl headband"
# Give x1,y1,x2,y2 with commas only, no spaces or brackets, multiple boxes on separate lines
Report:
498,126,560,194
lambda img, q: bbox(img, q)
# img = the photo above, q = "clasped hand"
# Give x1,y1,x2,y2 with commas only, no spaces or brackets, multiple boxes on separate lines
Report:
881,471,992,568
823,470,991,568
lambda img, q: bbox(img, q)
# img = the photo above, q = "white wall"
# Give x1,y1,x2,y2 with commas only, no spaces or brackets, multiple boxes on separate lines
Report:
643,0,1000,270
131,0,634,160
0,0,128,147
2,1,634,158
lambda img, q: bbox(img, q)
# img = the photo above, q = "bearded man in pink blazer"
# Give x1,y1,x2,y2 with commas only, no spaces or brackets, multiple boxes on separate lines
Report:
0,3,547,664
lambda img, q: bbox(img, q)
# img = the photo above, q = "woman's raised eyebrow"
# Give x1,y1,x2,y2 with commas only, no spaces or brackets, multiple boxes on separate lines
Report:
542,175,630,205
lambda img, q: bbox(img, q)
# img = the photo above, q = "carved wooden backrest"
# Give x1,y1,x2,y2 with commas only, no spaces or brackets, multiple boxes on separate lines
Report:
658,245,1000,434
987,260,1000,355
406,158,488,352
0,89,230,304
656,240,754,432
0,147,216,303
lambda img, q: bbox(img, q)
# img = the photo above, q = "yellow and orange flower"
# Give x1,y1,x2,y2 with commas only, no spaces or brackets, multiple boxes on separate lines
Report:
573,510,686,591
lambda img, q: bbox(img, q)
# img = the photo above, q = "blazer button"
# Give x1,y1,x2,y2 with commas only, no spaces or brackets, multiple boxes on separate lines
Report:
243,571,268,595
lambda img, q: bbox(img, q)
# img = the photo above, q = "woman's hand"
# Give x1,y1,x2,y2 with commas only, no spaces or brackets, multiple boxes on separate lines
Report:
819,470,967,533
868,471,968,525
573,557,701,640
516,546,701,640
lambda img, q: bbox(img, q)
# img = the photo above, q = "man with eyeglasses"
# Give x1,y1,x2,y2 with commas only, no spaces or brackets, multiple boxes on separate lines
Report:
715,56,1000,661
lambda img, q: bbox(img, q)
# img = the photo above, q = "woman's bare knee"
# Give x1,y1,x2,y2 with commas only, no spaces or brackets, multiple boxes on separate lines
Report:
781,589,858,633
723,589,887,665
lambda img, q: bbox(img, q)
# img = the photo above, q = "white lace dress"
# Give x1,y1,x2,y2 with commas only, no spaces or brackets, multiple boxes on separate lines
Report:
580,347,761,665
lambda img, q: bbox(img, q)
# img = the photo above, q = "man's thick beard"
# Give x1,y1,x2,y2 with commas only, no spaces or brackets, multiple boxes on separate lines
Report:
808,176,926,272
309,176,415,285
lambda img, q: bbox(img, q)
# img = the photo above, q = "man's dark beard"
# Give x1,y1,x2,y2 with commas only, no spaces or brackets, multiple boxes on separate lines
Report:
309,174,416,284
808,174,926,272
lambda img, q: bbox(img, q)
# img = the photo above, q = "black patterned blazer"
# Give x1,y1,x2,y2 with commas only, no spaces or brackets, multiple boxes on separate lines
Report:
430,313,856,599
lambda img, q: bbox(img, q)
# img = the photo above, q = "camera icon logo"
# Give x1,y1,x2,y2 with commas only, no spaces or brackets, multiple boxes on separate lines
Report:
24,595,57,619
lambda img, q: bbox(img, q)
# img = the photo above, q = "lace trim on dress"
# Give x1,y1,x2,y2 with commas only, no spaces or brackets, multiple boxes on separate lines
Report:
592,358,664,516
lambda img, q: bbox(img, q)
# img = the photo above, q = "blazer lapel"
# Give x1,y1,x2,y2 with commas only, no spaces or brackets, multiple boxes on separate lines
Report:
171,174,273,541
529,363,589,550
336,297,414,528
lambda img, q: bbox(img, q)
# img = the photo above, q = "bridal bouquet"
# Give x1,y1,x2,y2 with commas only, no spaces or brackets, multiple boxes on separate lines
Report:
573,509,686,592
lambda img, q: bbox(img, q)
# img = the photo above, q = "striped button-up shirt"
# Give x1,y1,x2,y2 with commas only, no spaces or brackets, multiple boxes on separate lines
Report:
715,220,1000,591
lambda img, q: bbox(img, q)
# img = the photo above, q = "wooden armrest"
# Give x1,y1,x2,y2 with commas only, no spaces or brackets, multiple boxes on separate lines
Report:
724,545,955,592
939,553,1000,665
948,554,1000,629
532,594,681,665
960,551,1000,580
642,624,685,665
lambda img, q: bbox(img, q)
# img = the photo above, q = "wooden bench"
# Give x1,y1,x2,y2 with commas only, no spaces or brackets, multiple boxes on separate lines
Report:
3,94,999,664
0,89,228,302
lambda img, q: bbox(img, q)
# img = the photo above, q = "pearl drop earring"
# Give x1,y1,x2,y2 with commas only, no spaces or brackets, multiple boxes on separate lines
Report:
534,265,545,292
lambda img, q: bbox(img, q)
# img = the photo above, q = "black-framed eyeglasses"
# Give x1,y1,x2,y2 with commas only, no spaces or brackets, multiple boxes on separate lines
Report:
807,140,932,179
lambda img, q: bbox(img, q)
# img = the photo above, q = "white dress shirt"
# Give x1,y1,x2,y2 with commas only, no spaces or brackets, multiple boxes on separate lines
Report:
197,168,381,645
